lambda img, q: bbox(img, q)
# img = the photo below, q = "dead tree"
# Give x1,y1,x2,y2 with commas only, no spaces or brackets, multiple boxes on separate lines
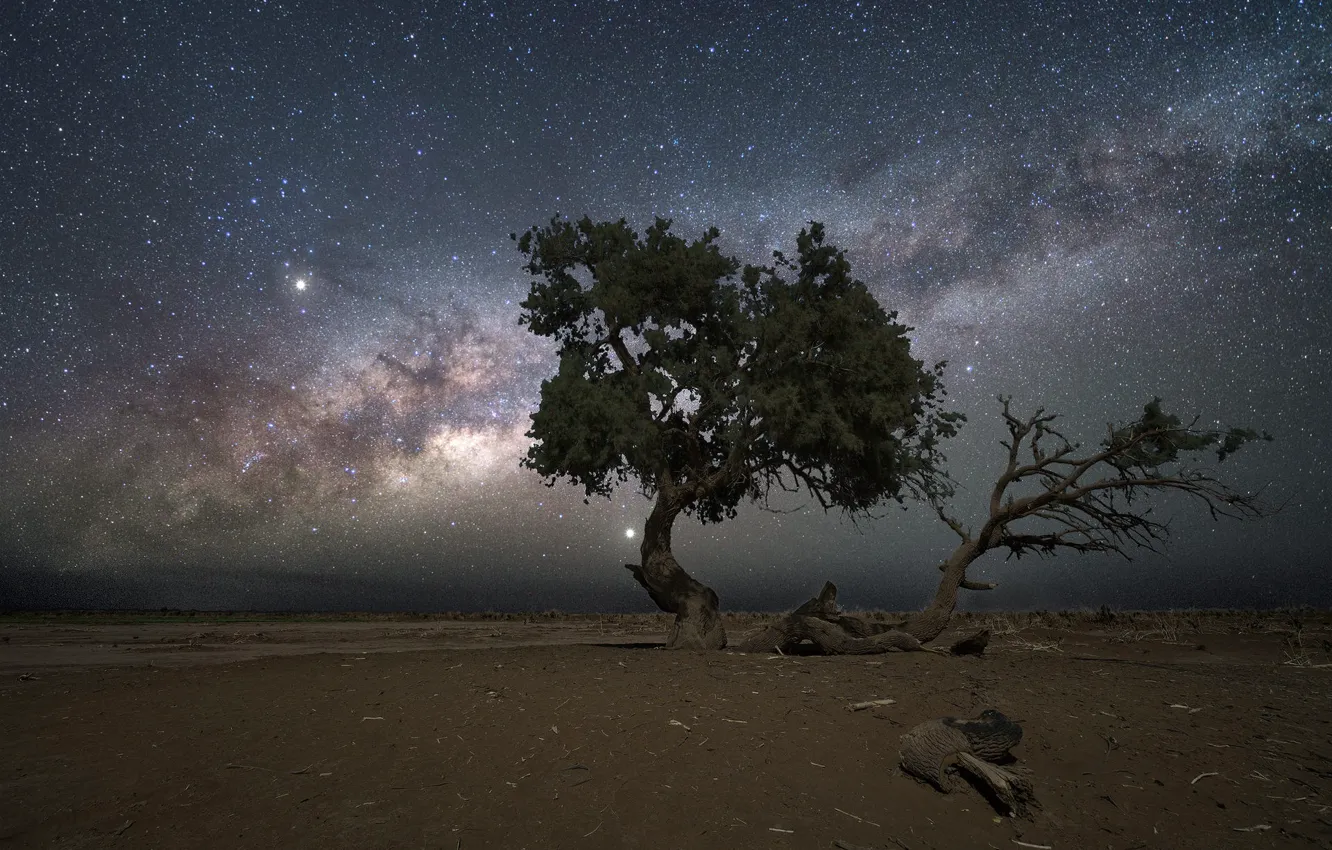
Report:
899,396,1272,642
735,397,1270,653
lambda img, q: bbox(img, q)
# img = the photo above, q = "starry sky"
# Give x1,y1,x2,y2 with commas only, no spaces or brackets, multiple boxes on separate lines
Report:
2,1,1329,614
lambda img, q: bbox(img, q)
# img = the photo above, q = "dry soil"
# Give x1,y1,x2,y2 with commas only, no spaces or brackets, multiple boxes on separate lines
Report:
1,612,1330,849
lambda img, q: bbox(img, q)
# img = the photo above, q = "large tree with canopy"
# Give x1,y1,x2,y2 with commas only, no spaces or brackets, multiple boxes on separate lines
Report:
515,216,960,648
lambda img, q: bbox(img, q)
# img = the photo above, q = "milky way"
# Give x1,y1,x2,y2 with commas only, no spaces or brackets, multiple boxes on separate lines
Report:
2,1,1329,612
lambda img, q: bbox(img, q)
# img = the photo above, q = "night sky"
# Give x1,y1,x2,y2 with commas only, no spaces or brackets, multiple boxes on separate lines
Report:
2,1,1329,614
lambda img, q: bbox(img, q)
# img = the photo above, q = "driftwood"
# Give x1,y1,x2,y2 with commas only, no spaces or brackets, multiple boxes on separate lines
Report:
730,581,988,655
731,582,924,654
953,752,1035,817
847,698,896,711
899,709,1036,817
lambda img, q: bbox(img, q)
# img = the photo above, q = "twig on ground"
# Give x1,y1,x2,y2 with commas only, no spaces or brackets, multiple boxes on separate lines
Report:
834,807,881,827
1191,772,1219,785
113,820,134,836
583,821,602,837
1282,653,1332,668
1233,824,1271,832
562,764,593,786
225,763,275,772
1006,637,1063,653
848,698,897,711
1011,841,1052,850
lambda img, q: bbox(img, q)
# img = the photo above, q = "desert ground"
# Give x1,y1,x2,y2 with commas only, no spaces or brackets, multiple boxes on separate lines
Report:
1,610,1330,850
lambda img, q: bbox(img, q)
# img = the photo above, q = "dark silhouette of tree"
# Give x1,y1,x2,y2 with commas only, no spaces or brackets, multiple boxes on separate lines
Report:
733,397,1272,655
903,396,1272,641
516,216,960,648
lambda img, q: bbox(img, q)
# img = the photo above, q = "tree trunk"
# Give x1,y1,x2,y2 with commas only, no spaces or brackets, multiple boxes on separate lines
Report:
623,488,726,650
900,541,985,643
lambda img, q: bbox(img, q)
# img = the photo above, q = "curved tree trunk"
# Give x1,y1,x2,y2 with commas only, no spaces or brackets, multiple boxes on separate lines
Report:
623,488,726,650
900,540,989,643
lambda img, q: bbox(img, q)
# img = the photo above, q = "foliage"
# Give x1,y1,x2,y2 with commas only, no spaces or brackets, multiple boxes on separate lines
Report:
515,216,960,521
1105,397,1271,469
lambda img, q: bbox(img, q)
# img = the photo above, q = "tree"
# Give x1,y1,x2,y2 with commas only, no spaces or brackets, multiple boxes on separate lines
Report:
734,397,1271,654
516,216,960,648
903,397,1272,640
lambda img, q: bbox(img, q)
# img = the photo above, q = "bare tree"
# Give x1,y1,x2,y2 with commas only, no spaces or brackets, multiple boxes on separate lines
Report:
735,397,1271,653
900,396,1272,642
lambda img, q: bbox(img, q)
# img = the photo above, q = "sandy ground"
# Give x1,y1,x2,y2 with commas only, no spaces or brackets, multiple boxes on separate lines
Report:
1,612,1330,849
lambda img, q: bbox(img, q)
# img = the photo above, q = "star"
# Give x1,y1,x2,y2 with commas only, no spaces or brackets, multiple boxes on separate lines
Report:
0,0,1323,613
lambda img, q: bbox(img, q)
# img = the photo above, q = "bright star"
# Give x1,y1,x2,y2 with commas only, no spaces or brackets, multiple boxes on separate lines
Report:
294,278,307,291
625,528,636,539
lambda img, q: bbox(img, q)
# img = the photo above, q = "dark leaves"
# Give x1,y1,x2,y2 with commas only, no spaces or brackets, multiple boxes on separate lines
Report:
1105,397,1270,469
517,216,959,520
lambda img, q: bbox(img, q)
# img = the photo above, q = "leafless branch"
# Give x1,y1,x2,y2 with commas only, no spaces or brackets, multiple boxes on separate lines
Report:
966,400,1271,564
935,504,971,542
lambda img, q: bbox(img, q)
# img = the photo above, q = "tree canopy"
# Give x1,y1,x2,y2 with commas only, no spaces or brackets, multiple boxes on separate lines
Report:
515,216,961,523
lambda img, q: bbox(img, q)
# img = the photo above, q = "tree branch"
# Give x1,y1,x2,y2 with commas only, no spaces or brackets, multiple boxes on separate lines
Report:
971,402,1271,563
935,504,971,542
604,326,640,377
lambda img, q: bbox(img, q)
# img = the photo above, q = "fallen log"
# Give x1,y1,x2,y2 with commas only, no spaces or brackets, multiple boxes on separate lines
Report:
730,582,922,654
898,709,1037,818
730,581,986,655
